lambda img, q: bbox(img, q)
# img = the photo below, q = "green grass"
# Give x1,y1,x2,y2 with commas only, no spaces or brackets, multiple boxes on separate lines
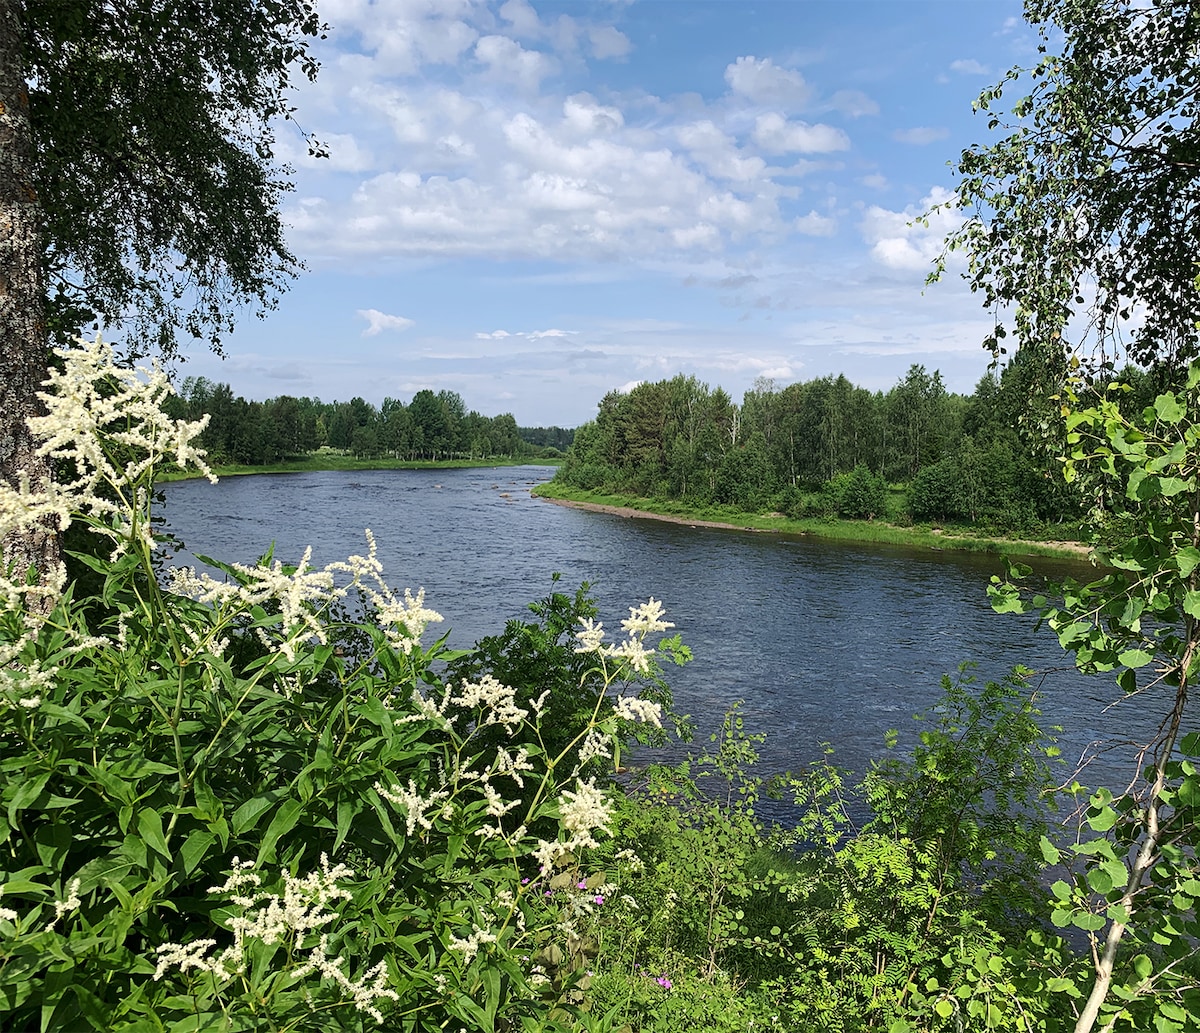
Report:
533,482,1090,562
157,453,561,482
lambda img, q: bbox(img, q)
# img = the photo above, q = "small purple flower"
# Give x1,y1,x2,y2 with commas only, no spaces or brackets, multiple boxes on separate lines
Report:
594,894,605,905
655,975,672,989
577,880,588,890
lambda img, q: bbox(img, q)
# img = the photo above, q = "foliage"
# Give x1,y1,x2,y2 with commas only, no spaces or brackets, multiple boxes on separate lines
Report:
0,337,686,1032
170,378,535,466
446,580,690,780
23,0,324,354
558,366,1080,536
824,464,888,520
936,0,1200,376
562,669,1064,1033
988,359,1200,1032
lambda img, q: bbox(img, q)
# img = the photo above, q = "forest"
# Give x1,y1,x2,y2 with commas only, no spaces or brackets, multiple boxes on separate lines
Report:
555,356,1175,535
165,377,575,465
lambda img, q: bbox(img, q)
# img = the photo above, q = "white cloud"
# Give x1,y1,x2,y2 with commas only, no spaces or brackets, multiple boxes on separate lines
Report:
794,211,837,236
588,24,631,59
949,58,989,75
562,93,624,135
860,186,962,271
476,328,578,340
724,56,813,109
474,34,558,91
860,173,888,190
892,126,950,145
752,112,850,154
358,309,416,336
615,379,644,394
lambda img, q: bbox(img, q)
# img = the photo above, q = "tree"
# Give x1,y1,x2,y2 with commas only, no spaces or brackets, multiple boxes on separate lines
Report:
936,0,1200,381
1,0,324,579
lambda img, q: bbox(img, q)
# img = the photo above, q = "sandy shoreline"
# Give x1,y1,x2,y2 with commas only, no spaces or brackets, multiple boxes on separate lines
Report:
536,494,1093,559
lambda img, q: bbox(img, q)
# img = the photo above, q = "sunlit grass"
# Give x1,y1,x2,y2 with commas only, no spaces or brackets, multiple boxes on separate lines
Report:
533,483,1090,561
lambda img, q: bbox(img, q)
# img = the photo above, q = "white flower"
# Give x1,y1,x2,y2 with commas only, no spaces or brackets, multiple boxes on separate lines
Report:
452,675,527,729
578,728,612,765
614,696,663,728
606,635,653,674
374,779,450,836
45,877,82,932
575,617,606,653
447,924,497,966
558,778,613,847
621,598,674,636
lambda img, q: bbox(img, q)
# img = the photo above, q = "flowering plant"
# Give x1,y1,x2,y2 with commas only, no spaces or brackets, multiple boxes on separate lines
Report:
0,337,686,1032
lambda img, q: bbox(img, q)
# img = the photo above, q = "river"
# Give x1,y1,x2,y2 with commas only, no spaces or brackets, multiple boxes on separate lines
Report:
159,465,1168,810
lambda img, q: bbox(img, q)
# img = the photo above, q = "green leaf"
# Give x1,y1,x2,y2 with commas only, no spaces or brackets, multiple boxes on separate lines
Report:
1072,911,1106,931
1183,591,1200,620
1040,835,1061,864
179,829,216,876
934,1000,954,1019
1178,548,1200,577
231,790,286,835
1154,392,1186,423
1117,648,1153,669
256,798,303,866
137,808,171,859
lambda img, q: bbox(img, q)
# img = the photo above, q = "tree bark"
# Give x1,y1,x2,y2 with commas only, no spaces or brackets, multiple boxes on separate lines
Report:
0,0,58,586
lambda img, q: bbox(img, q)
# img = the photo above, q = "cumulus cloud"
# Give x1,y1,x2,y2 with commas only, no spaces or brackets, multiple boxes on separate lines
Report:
588,24,632,59
753,112,850,154
358,309,416,336
724,56,813,109
615,379,644,394
474,34,558,90
476,328,579,340
949,58,989,75
860,186,962,271
892,126,950,145
794,211,837,236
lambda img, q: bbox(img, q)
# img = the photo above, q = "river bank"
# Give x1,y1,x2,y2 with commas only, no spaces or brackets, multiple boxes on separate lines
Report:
533,483,1093,562
157,454,560,482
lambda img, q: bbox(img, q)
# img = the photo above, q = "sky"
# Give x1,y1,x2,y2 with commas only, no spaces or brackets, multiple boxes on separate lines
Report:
176,0,1039,428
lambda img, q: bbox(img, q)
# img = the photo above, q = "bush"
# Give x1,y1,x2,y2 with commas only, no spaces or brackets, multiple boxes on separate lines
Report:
823,464,887,519
0,336,688,1032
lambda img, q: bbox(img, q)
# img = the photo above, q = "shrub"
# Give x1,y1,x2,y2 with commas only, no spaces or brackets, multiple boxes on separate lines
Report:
0,336,688,1032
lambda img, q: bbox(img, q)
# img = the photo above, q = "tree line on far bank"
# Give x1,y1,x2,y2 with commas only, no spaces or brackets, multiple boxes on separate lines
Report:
166,377,574,466
555,355,1178,535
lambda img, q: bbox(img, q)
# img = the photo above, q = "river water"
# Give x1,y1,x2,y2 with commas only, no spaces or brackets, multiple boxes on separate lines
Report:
159,465,1170,809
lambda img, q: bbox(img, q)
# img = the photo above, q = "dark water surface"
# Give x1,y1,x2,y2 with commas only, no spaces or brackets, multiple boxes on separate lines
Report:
160,466,1169,807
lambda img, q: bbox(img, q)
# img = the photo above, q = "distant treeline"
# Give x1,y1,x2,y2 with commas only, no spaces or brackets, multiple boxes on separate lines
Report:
166,377,575,465
556,358,1173,533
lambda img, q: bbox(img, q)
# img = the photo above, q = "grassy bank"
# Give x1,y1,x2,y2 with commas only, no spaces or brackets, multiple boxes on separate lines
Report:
157,452,560,482
533,481,1091,562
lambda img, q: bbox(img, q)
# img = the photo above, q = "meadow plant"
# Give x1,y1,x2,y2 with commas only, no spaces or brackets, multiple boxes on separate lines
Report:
0,336,685,1032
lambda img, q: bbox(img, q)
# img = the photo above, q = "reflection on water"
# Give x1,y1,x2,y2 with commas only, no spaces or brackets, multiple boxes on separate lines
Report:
160,467,1176,816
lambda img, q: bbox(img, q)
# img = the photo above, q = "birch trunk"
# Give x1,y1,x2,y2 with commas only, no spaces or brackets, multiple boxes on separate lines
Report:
0,0,57,586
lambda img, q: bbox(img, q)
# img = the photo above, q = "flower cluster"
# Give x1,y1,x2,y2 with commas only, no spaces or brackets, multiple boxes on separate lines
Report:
168,530,443,665
574,598,675,674
154,856,398,1023
1,336,215,709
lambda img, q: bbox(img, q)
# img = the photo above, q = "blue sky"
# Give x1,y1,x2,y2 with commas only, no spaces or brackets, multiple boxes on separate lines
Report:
179,0,1037,427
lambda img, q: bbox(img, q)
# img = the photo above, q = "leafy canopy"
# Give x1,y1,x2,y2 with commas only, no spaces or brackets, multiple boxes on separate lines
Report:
935,0,1200,377
24,0,325,355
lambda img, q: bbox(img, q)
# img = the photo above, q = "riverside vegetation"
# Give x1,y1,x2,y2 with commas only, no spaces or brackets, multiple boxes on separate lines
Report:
3,329,1200,1032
